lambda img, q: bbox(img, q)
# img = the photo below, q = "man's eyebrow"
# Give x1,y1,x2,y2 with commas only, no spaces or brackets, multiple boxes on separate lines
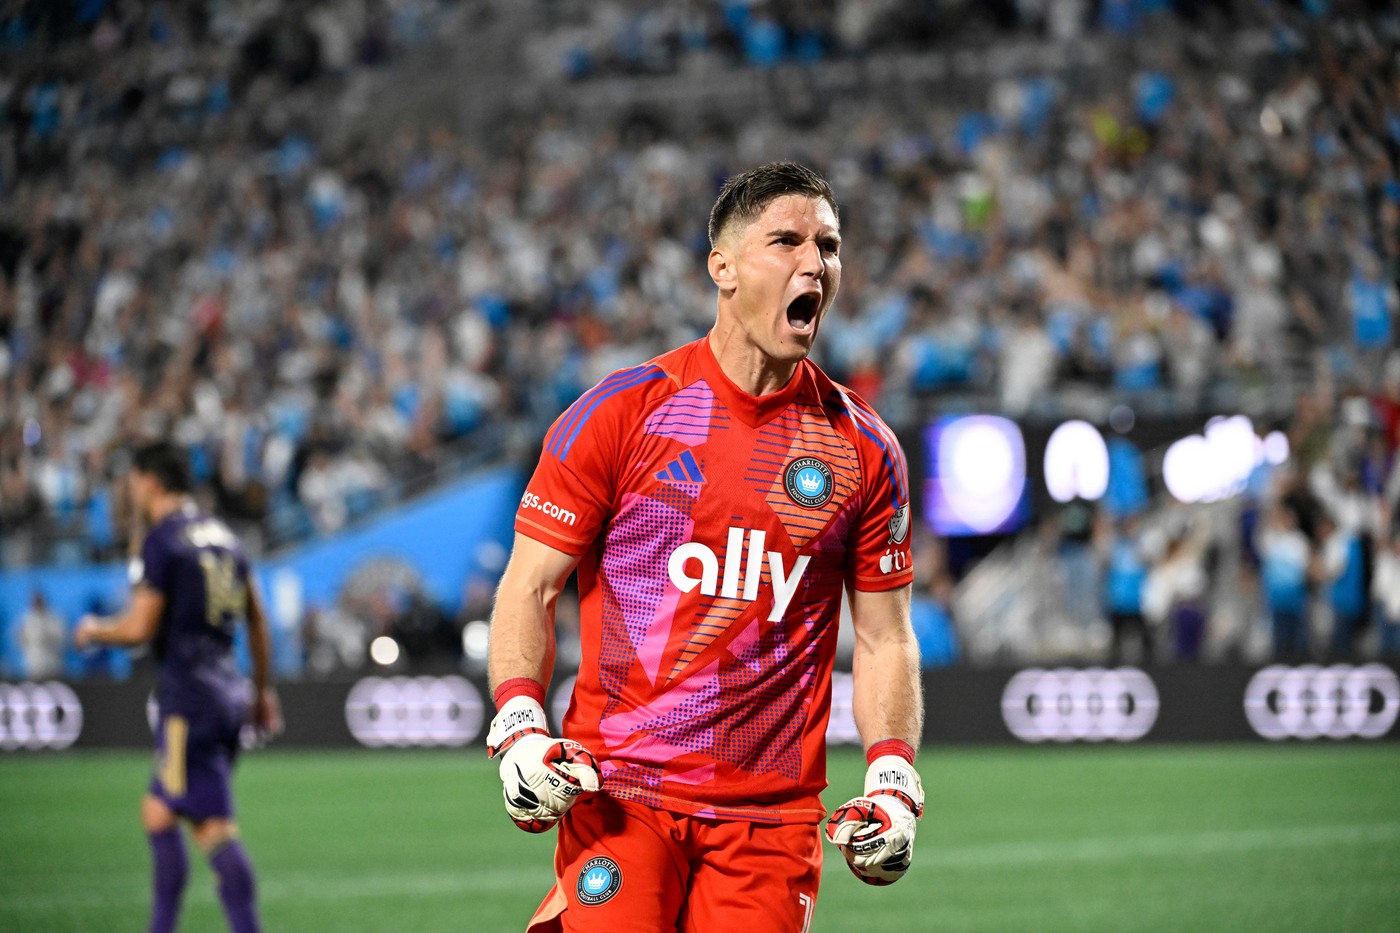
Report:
764,228,843,245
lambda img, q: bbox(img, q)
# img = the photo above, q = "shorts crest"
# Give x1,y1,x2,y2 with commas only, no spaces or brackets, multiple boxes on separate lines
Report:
577,856,622,906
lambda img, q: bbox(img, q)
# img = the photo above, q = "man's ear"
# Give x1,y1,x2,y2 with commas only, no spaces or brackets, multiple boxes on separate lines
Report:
708,246,736,291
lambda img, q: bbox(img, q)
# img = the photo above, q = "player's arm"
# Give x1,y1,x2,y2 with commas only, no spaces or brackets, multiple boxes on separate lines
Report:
78,517,168,650
245,578,283,736
850,583,922,751
825,585,926,886
485,532,600,832
487,532,578,692
487,367,648,830
73,586,164,648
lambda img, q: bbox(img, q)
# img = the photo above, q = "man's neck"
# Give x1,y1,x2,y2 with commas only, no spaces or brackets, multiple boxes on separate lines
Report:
146,493,188,526
707,323,798,398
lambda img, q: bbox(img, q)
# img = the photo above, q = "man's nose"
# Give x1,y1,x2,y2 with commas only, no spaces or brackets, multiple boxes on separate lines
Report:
797,239,825,277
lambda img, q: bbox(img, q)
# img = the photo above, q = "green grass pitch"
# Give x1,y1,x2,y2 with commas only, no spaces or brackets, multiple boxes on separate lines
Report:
2,745,1397,931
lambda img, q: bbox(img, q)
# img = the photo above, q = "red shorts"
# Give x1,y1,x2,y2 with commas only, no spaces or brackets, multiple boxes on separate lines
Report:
527,794,822,933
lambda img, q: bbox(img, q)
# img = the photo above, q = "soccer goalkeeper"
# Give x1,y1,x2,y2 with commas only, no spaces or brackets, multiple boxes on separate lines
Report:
487,162,924,931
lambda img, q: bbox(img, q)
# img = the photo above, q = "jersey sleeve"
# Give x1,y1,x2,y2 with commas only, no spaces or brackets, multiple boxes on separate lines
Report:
137,530,175,596
845,400,915,592
516,365,667,554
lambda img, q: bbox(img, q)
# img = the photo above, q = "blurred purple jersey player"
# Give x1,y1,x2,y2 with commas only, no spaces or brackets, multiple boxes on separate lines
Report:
76,441,281,933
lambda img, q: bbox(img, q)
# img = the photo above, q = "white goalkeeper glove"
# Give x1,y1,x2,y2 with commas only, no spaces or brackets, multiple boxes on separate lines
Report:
486,696,601,833
824,754,924,885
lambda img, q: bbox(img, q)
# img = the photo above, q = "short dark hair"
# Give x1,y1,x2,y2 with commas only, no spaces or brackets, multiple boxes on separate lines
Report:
131,441,193,494
707,161,838,247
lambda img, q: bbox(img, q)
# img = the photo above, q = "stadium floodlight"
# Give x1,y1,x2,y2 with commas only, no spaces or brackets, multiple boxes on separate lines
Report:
1044,420,1110,504
1262,431,1289,466
462,620,490,662
369,636,401,667
1163,415,1278,504
926,415,1028,535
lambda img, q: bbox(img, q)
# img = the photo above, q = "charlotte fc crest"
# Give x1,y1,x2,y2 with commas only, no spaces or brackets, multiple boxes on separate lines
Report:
785,457,834,509
577,856,622,905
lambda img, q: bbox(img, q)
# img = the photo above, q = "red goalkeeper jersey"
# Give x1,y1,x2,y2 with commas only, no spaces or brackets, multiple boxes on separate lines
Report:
516,336,913,824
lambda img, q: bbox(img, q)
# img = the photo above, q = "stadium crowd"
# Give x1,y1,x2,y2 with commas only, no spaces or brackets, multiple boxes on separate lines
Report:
1,1,1398,673
1036,372,1400,667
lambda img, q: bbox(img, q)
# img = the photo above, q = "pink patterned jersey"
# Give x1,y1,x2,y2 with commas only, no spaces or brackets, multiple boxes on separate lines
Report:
516,337,913,824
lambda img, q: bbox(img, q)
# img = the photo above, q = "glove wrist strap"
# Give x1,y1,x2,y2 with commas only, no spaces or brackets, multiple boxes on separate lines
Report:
486,696,550,758
865,755,925,819
866,738,915,765
493,677,546,708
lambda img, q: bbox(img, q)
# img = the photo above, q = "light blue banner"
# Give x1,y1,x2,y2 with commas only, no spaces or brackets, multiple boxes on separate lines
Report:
1,466,524,679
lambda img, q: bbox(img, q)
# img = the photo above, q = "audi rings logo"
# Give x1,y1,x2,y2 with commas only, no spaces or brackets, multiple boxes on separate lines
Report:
1244,665,1400,741
0,681,83,751
345,676,484,748
1002,668,1159,743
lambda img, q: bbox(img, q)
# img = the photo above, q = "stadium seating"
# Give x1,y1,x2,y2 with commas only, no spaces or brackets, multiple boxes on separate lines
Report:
1,0,1397,671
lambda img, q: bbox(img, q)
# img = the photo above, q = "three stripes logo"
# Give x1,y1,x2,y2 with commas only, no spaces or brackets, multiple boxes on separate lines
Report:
655,450,705,484
797,892,815,932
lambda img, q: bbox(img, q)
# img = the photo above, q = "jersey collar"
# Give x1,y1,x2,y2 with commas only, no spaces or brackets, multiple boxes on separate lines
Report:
696,334,811,428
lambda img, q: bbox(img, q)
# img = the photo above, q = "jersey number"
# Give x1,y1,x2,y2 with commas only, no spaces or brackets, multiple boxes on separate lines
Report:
198,552,245,630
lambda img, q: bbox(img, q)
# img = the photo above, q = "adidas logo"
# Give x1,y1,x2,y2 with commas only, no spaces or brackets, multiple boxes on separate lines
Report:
655,450,705,484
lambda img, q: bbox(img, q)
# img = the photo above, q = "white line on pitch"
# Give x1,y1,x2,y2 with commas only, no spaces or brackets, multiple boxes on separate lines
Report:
5,823,1398,913
843,821,1400,872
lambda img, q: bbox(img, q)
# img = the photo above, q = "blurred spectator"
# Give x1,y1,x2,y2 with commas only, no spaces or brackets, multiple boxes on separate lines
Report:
1318,513,1368,658
1256,504,1312,661
1373,529,1400,658
909,534,959,667
998,306,1057,416
894,286,978,394
19,590,64,679
388,590,457,661
1229,258,1288,381
1143,529,1209,662
1099,513,1151,665
1055,498,1099,628
455,571,498,630
1346,254,1395,376
303,604,370,676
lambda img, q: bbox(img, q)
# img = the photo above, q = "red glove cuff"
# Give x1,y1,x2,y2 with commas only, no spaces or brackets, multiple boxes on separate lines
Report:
494,677,546,709
866,738,916,765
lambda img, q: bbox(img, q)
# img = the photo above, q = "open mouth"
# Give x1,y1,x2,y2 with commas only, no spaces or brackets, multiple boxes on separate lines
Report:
786,293,821,334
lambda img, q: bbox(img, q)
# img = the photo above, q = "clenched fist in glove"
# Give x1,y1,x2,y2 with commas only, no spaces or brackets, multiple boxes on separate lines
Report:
825,740,924,885
487,686,601,833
